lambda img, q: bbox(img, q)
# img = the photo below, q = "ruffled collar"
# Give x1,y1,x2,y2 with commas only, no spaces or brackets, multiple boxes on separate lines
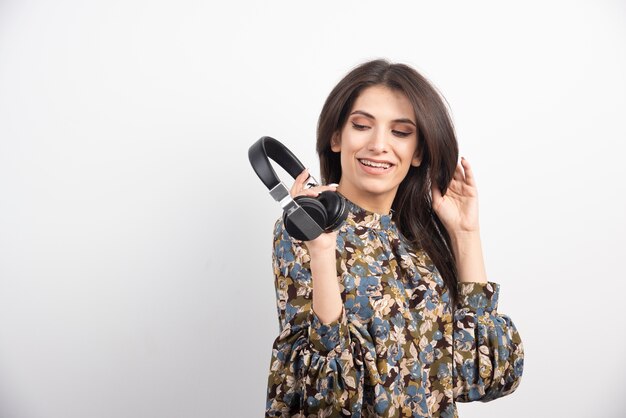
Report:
337,191,394,230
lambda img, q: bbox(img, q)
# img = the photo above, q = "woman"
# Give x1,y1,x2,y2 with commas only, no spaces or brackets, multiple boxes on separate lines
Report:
265,59,524,417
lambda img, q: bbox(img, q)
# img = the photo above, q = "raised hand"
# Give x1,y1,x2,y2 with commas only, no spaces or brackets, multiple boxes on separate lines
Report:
431,157,480,235
290,168,339,253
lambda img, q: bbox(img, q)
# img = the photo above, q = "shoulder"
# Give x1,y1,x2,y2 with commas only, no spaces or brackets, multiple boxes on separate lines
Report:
272,216,283,237
272,215,305,245
271,216,313,271
271,216,309,263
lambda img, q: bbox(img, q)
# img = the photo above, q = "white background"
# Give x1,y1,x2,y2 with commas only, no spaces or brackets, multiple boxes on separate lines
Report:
1,1,625,417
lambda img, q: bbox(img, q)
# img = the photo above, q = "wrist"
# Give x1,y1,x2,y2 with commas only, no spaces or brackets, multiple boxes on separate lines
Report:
449,229,481,241
307,243,336,257
449,231,488,283
309,248,336,265
450,232,482,257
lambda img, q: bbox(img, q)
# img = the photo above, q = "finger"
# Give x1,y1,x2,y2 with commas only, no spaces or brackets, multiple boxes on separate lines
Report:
300,190,321,197
299,169,315,188
307,183,338,191
452,160,464,182
291,168,309,196
430,182,444,212
461,157,476,186
431,181,442,202
300,184,338,197
290,178,299,197
314,185,338,196
296,168,309,182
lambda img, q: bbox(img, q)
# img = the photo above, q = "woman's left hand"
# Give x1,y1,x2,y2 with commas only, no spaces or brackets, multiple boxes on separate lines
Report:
431,156,480,234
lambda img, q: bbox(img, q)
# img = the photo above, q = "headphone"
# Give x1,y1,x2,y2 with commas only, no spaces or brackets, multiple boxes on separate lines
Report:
248,136,348,241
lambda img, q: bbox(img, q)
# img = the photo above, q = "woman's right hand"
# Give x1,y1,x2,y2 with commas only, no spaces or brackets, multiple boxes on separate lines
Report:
290,168,340,254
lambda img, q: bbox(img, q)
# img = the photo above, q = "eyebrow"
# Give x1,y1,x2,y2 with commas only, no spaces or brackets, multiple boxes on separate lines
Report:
350,110,416,127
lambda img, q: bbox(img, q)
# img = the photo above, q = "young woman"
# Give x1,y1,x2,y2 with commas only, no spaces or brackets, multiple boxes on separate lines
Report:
265,59,524,418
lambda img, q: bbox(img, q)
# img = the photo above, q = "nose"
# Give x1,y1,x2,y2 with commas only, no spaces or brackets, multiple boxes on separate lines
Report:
368,128,388,153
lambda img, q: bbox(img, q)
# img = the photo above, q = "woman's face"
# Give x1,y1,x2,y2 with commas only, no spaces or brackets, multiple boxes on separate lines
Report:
331,84,421,206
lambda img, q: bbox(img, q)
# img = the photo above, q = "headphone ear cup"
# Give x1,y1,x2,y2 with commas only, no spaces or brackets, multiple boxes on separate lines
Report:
317,190,348,231
283,196,328,241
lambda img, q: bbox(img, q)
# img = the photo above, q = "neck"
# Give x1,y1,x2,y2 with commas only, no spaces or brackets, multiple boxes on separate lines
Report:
336,182,396,216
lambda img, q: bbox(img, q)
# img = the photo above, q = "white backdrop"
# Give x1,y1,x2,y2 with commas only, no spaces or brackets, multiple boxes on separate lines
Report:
1,1,625,417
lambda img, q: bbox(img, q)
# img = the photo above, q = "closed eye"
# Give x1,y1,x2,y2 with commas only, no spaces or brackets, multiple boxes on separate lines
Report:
392,130,412,138
352,122,369,130
352,122,412,137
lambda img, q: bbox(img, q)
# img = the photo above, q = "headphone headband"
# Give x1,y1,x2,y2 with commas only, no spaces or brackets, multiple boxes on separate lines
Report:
248,136,319,203
248,136,308,189
248,136,325,239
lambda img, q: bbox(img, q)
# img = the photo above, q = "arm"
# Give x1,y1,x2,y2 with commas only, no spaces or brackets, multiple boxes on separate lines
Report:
452,281,524,402
309,236,344,325
449,231,524,402
430,157,524,401
266,218,361,416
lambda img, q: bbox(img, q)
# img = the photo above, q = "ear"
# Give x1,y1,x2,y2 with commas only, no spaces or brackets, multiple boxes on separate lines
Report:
411,146,422,167
330,132,341,152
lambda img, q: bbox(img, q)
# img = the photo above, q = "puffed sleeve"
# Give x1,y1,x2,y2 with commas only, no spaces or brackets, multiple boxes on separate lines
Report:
265,218,363,417
452,281,524,402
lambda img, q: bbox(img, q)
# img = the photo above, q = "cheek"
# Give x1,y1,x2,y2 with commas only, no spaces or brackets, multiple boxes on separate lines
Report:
401,143,419,160
340,152,353,170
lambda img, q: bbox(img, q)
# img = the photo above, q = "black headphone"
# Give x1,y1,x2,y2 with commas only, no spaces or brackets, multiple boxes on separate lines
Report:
248,136,348,241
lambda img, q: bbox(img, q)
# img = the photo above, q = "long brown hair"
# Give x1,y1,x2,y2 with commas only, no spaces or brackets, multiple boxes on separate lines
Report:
316,58,461,309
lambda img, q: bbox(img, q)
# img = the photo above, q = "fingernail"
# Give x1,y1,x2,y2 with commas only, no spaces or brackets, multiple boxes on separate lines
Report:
329,183,339,187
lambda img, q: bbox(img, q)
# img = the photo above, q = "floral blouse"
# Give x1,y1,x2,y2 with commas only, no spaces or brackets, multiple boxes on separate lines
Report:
265,197,524,417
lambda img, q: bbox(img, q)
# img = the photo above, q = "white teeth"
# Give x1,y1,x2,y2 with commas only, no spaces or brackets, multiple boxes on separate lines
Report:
359,159,391,169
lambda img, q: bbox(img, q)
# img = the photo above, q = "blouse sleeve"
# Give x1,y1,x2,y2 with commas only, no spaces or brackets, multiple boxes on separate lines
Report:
265,218,362,416
452,281,524,402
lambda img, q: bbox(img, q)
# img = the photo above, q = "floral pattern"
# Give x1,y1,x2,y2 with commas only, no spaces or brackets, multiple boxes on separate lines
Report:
265,197,524,417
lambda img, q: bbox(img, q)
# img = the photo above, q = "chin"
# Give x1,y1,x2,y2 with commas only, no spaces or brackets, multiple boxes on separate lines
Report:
358,182,397,196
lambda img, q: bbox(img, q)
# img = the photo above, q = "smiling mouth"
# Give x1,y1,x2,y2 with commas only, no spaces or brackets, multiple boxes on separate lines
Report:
358,158,394,170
